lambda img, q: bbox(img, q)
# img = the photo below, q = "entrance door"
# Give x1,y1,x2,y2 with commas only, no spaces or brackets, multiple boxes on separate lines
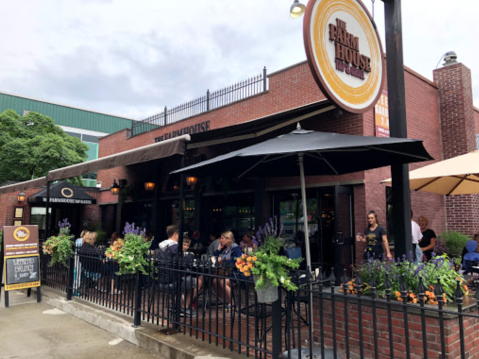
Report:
274,186,354,276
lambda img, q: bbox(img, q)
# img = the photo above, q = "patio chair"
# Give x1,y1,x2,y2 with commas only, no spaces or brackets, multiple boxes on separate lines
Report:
230,272,286,352
463,260,479,300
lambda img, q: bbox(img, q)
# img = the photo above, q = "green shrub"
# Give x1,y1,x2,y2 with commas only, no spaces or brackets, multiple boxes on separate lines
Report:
440,231,469,257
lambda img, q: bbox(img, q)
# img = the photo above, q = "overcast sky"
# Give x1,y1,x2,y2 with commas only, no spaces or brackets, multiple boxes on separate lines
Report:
1,1,477,120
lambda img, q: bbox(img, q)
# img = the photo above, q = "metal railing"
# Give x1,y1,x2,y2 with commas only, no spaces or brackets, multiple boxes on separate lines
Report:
41,248,479,359
131,67,268,137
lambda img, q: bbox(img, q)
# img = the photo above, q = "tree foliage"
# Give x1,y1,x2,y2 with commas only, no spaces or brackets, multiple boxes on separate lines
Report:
0,110,88,185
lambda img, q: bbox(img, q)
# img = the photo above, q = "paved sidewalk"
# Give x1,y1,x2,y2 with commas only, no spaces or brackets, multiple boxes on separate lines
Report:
0,289,164,359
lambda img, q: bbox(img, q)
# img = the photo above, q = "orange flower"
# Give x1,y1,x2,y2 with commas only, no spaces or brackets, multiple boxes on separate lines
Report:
397,297,403,302
252,256,257,261
242,254,247,259
395,291,401,298
244,271,251,277
247,262,254,268
240,267,245,273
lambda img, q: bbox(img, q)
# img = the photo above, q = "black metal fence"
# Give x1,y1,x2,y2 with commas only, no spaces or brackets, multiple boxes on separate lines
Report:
131,68,268,136
40,248,479,359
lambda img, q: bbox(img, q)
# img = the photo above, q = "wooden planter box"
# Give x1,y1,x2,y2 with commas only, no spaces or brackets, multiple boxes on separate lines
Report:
312,291,479,359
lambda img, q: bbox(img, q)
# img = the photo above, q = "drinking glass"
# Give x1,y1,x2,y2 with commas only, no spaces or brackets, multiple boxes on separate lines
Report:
356,232,363,242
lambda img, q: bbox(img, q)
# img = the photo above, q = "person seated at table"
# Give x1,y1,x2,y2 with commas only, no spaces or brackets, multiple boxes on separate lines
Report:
207,234,220,256
462,233,479,267
463,238,479,273
213,231,243,309
239,230,258,253
156,225,201,317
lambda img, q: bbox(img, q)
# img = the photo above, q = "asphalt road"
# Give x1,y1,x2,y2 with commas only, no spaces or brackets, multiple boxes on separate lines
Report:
0,289,164,359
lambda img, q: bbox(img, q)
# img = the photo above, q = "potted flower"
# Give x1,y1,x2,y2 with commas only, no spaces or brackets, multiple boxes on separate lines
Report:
105,222,150,275
235,217,302,303
346,253,468,304
42,219,75,267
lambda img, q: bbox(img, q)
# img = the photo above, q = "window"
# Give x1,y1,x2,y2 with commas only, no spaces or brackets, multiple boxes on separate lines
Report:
82,134,99,143
64,131,82,139
14,207,24,218
30,207,51,231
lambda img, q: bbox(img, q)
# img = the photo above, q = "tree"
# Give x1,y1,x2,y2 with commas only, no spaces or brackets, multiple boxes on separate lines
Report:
0,110,88,186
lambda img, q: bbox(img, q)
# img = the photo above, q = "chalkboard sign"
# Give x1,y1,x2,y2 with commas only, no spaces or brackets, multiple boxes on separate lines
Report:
6,257,40,285
3,225,41,291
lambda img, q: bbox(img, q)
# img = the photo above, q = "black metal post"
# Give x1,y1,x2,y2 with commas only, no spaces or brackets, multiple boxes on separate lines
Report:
271,288,282,359
164,106,167,126
45,182,51,241
206,89,210,111
66,254,75,300
175,143,188,329
263,67,267,92
4,290,9,308
133,272,142,327
382,0,412,258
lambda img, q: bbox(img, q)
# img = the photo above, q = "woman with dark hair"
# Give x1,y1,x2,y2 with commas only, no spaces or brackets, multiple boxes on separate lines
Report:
418,216,436,261
358,210,392,260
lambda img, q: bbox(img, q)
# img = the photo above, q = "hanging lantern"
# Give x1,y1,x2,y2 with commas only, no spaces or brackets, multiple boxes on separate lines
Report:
110,180,120,195
17,191,26,202
186,176,198,187
144,182,155,191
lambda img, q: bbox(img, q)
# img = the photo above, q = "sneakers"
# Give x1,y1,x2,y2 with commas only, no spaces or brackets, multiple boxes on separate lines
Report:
170,307,197,318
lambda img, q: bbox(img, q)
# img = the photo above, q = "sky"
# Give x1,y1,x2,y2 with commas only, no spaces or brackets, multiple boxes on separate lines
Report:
0,0,477,120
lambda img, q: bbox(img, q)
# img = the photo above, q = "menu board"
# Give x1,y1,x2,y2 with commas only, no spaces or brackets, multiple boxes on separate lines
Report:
3,225,41,291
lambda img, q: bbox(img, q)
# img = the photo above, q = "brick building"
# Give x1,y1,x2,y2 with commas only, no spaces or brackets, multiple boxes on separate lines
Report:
2,57,478,274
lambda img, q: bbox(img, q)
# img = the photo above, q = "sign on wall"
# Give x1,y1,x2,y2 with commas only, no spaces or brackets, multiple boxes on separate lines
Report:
375,94,389,137
3,225,41,291
303,0,385,113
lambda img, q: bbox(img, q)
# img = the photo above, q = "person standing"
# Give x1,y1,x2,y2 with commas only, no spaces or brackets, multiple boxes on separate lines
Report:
358,210,392,260
418,216,436,261
411,210,423,263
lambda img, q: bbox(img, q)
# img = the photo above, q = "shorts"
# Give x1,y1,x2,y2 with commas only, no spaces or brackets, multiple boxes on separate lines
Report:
180,277,196,291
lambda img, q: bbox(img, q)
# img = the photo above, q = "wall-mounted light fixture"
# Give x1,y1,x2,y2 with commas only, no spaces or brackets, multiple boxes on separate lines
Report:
144,182,155,191
17,191,26,202
290,0,306,18
110,180,120,195
186,176,198,187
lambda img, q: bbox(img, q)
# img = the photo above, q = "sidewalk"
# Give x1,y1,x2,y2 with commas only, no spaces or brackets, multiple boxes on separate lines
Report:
0,289,164,359
1,286,244,359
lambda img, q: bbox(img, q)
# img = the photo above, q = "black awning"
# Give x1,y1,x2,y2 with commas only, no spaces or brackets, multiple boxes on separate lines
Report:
28,181,97,205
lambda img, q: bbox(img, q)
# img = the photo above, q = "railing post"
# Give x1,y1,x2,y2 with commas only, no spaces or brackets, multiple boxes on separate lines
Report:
66,254,75,300
271,287,282,358
164,106,167,126
263,66,267,92
206,89,210,111
133,272,142,327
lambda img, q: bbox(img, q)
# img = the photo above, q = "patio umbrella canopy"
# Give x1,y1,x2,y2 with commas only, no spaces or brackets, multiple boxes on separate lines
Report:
382,150,479,196
173,125,433,270
173,126,433,178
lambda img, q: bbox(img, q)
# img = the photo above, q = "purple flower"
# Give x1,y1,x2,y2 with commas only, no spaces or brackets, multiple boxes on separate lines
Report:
431,251,437,257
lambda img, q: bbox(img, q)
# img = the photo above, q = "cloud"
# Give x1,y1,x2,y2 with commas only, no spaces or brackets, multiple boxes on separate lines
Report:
0,0,477,120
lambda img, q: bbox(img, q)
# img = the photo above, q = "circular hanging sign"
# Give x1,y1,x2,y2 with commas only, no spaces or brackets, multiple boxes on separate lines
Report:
304,0,385,113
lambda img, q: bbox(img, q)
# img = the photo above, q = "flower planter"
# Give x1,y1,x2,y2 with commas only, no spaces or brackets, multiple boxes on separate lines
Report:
253,274,279,303
313,290,479,359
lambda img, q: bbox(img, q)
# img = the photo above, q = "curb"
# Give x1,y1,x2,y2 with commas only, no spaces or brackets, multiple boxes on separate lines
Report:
35,286,244,359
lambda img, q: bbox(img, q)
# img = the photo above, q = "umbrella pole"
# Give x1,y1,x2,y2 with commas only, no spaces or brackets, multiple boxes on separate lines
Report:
298,153,315,341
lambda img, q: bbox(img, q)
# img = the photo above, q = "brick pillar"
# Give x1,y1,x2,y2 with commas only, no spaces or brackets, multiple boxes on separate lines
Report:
433,62,479,237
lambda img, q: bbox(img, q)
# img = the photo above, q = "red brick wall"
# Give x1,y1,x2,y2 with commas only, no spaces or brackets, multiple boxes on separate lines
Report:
434,63,479,237
314,296,479,359
0,189,40,228
474,108,479,135
97,60,479,249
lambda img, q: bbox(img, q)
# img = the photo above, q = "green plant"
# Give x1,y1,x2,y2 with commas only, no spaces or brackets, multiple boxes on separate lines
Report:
105,222,150,275
236,218,302,291
440,231,469,257
42,219,75,267
351,254,467,303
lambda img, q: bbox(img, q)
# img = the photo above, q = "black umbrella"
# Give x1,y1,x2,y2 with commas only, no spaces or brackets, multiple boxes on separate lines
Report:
173,124,433,268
